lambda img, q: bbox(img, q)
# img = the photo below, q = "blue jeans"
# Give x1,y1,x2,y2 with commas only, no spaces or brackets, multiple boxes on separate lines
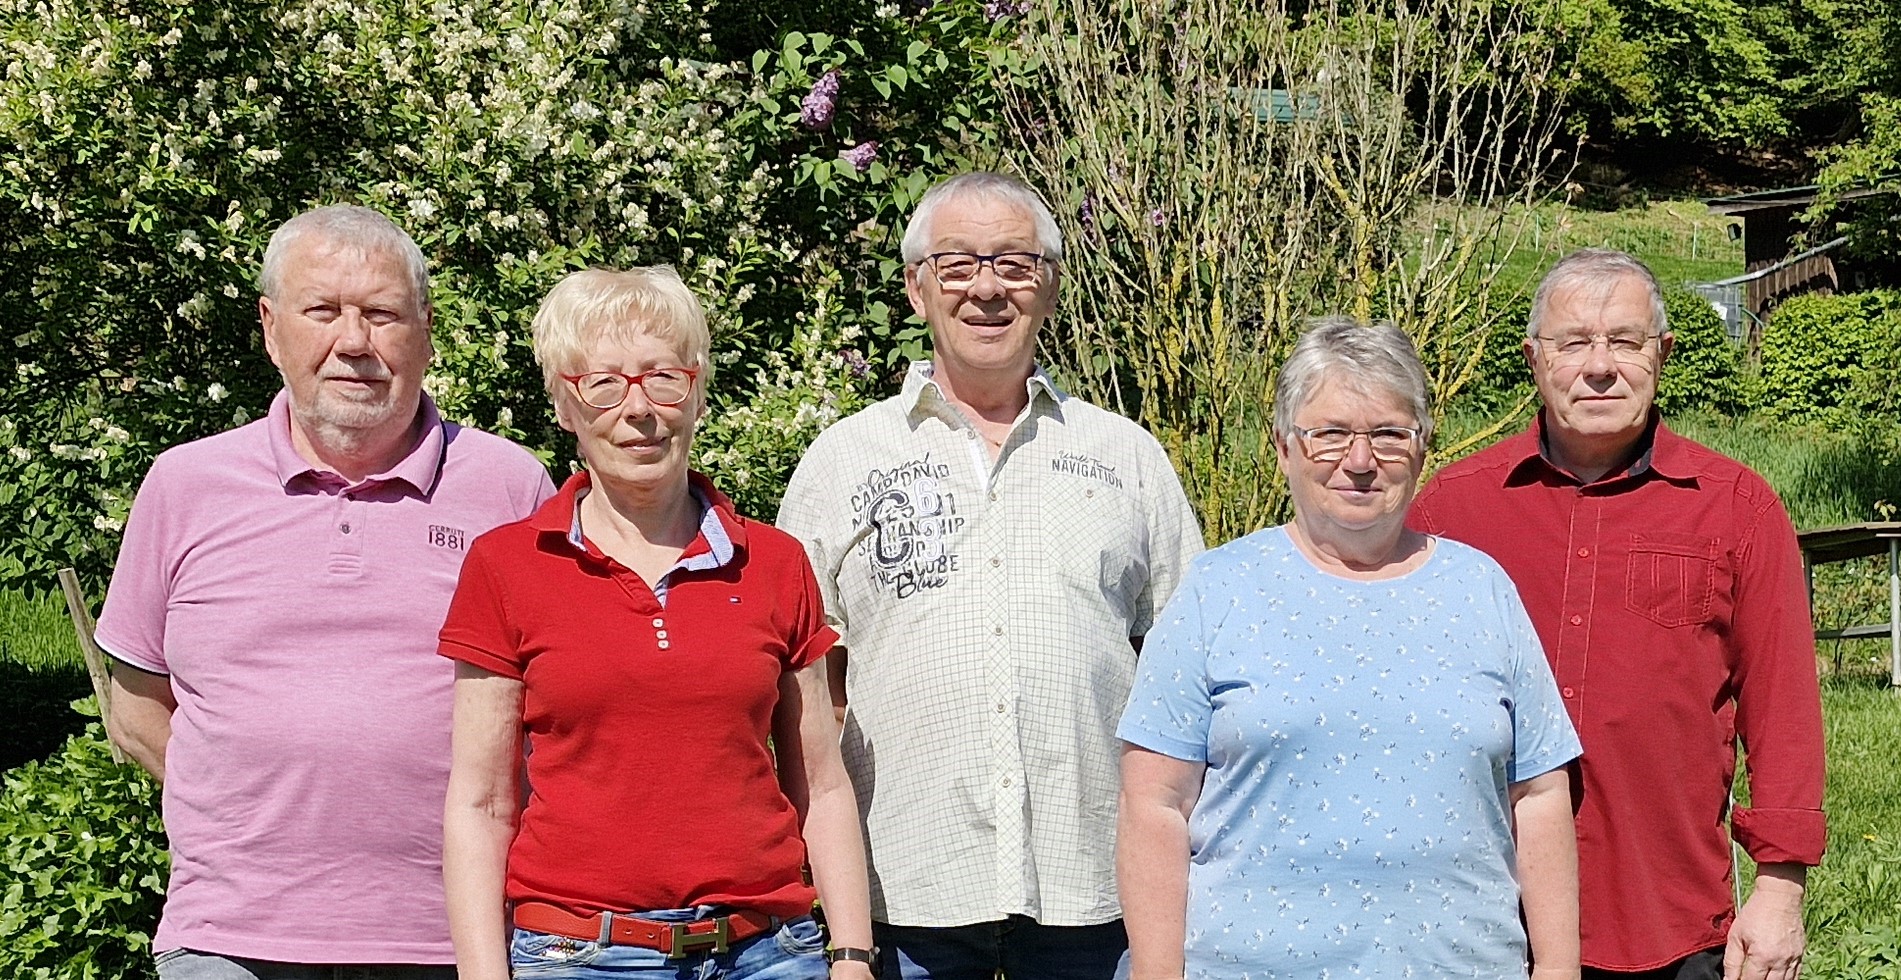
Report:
873,917,1127,980
510,909,828,979
154,949,454,980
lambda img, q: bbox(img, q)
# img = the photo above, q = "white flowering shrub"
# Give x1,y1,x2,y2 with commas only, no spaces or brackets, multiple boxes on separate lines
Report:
0,0,1013,592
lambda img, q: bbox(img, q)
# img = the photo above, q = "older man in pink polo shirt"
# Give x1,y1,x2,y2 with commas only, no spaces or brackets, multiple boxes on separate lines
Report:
95,205,554,980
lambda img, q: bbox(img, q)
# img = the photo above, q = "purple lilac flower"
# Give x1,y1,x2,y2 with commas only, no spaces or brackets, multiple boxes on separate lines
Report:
842,140,879,172
842,348,871,377
800,70,841,130
1078,192,1097,231
1150,207,1167,227
983,0,1031,21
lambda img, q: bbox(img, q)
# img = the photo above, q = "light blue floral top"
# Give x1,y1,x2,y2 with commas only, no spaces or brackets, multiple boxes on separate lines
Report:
1117,526,1582,979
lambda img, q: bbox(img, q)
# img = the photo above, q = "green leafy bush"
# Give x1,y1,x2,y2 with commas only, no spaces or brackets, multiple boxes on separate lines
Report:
0,0,1014,593
1655,288,1750,417
1757,291,1901,425
1451,286,1747,422
0,711,166,980
1806,924,1901,980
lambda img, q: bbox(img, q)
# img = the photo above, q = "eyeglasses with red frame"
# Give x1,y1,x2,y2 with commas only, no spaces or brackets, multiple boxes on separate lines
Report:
560,367,699,410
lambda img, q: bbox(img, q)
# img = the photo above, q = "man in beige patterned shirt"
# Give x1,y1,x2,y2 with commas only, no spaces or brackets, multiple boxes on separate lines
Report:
777,172,1204,980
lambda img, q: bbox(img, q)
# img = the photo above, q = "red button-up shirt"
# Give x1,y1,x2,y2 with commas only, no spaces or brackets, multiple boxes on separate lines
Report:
1408,416,1826,971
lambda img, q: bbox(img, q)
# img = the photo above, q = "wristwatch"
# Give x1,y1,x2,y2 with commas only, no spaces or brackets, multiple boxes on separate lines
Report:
826,946,880,971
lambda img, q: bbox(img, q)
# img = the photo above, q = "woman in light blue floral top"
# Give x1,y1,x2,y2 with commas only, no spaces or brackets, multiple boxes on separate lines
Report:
1116,317,1583,980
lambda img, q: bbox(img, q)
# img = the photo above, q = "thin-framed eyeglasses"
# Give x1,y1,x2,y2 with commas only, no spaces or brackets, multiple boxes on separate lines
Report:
922,251,1050,289
560,367,699,410
1292,425,1423,463
1532,331,1662,365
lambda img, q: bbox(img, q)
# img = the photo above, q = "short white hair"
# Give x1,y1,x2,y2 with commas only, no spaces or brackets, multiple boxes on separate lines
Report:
1273,316,1435,444
900,172,1064,264
260,204,429,308
1528,248,1668,338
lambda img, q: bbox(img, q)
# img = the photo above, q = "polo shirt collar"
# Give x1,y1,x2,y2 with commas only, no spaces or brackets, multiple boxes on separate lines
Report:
1507,410,1698,488
900,360,1066,421
529,469,744,571
266,389,447,495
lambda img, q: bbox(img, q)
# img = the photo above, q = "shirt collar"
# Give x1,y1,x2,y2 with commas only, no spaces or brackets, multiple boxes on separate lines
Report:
900,360,1066,421
266,389,447,495
1506,410,1698,488
529,469,744,571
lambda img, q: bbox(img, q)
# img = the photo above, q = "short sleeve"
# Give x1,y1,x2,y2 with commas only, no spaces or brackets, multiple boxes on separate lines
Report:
1130,434,1207,638
94,456,183,674
784,537,842,670
1497,571,1582,783
775,437,850,648
437,536,526,679
1116,559,1215,763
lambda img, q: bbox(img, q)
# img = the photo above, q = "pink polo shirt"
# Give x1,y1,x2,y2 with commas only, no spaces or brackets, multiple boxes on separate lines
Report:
95,391,554,964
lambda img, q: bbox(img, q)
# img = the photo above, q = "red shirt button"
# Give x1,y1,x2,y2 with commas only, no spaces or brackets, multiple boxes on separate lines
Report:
1577,548,1590,558
1569,614,1583,625
1562,686,1576,698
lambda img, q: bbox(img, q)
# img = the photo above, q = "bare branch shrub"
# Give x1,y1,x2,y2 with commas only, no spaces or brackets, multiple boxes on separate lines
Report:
1006,0,1571,540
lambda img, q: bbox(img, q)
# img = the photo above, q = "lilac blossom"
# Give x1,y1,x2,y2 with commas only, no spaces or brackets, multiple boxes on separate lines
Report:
983,0,1031,21
800,70,841,130
1150,207,1167,227
842,140,879,172
842,348,871,377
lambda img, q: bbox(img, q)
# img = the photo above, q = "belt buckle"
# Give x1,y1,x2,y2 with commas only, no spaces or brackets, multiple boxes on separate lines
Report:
666,917,730,958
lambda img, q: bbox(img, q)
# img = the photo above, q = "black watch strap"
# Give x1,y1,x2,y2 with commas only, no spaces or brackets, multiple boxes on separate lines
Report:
827,945,879,970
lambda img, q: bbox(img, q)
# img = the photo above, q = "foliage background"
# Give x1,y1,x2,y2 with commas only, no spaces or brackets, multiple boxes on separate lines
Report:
7,0,1901,975
0,0,1029,592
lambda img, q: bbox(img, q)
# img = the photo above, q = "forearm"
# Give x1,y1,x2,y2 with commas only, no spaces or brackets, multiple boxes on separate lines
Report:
444,666,526,980
781,660,874,979
442,798,516,980
802,769,875,952
1118,797,1191,980
1513,772,1579,978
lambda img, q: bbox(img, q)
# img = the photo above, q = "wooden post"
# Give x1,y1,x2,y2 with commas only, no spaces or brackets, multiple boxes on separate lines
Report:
56,567,126,764
1890,540,1900,689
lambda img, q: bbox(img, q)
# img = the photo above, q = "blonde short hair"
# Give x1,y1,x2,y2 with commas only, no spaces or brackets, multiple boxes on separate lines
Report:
530,266,712,398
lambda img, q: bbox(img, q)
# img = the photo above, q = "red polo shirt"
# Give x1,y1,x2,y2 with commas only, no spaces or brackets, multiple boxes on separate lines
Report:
439,471,838,918
1408,416,1825,972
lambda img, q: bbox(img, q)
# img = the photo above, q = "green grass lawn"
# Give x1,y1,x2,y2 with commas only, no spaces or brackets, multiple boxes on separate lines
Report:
0,588,94,770
1482,198,1745,294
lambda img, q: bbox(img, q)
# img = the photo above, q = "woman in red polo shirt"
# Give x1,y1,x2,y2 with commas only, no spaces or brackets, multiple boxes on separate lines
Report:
439,266,876,980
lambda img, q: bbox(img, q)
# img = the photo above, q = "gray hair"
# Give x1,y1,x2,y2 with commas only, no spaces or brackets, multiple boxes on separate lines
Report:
1272,316,1434,444
259,204,430,308
900,172,1064,264
1527,248,1667,338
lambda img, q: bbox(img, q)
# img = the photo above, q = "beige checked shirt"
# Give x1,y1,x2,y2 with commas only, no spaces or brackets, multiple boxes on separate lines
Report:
777,362,1205,927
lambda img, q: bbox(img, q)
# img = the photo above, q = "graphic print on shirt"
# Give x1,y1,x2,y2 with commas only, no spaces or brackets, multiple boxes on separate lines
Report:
1051,450,1124,489
849,454,965,599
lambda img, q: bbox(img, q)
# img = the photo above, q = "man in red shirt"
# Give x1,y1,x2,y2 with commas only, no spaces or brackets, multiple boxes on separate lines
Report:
1409,248,1825,980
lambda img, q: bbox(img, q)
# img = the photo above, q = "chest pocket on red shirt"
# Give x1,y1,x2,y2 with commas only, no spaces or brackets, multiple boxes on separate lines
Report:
1624,532,1720,628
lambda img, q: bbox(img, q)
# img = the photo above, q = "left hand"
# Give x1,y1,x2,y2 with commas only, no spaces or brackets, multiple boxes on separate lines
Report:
1722,865,1808,980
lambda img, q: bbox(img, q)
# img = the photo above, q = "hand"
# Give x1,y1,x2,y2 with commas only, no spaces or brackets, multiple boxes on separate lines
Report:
828,959,876,980
1723,866,1807,980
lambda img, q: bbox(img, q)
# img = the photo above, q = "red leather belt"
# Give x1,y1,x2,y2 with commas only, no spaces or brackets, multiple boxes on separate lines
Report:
513,900,781,958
